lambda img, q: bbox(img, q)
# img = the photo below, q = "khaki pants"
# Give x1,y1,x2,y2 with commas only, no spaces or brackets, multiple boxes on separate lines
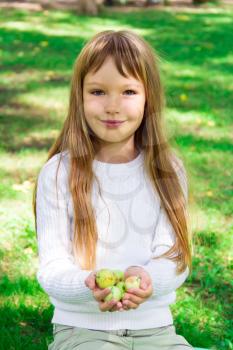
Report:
48,323,194,349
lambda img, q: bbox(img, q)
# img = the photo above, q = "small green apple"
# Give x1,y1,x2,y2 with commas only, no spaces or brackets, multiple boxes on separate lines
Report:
125,276,141,291
104,286,122,302
95,269,116,289
116,281,126,298
112,270,124,283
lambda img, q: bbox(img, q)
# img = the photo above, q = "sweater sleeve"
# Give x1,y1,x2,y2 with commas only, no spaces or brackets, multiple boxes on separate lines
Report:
36,157,94,304
134,157,190,297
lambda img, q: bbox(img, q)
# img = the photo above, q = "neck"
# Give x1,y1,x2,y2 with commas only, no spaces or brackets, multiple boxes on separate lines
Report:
94,141,140,164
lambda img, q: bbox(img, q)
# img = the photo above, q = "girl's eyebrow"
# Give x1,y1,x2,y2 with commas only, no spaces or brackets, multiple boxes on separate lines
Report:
86,82,142,88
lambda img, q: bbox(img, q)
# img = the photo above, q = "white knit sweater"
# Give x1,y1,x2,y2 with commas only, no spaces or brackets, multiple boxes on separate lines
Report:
36,149,190,330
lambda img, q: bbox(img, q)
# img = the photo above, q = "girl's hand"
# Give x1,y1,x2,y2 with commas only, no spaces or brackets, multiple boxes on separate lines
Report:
121,266,153,311
85,271,120,312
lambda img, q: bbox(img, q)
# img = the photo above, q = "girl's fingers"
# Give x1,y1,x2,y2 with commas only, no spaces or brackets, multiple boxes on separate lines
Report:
109,305,118,312
92,288,123,312
85,271,96,289
122,292,142,305
122,299,138,310
109,301,124,312
93,287,111,302
99,300,117,312
126,283,153,300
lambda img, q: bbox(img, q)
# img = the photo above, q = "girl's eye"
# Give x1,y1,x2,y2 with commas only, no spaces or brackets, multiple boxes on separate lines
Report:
90,90,136,96
91,90,104,96
124,90,136,95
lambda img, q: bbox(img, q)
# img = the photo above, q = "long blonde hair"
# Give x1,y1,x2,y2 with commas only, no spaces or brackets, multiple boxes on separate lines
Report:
32,30,192,274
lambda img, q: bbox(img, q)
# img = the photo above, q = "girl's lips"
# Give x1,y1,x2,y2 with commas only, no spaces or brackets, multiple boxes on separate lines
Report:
101,120,125,128
101,120,125,123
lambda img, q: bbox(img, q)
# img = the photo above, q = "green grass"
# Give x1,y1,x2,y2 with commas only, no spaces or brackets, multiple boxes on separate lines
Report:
0,4,233,350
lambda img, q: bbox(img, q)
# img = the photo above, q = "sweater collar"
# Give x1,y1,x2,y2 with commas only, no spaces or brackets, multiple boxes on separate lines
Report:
92,148,144,177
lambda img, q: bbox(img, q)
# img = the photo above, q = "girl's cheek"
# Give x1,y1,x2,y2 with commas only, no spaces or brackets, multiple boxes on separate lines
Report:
86,101,103,112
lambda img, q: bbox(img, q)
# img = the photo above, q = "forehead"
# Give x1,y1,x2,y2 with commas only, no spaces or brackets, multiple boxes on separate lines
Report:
84,74,143,89
85,81,142,88
84,56,143,87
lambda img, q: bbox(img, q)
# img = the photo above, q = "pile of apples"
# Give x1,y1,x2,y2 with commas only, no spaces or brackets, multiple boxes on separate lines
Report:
95,268,141,302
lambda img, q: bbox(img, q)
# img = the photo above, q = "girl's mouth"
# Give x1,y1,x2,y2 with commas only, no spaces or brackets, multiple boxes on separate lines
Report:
101,120,125,128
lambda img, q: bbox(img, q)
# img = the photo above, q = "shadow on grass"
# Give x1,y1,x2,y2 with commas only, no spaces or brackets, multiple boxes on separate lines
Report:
0,300,53,350
0,110,61,153
0,8,232,156
1,7,233,71
0,240,53,349
0,8,232,116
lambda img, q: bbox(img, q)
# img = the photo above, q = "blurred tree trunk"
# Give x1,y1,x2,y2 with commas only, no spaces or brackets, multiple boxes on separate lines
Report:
145,0,164,5
192,0,209,3
77,0,99,15
104,0,114,5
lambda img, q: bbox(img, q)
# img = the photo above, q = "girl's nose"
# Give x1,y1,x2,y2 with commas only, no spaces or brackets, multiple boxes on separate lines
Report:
105,96,120,115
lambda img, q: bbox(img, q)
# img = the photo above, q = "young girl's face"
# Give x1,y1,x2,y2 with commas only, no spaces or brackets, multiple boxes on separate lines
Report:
83,56,146,149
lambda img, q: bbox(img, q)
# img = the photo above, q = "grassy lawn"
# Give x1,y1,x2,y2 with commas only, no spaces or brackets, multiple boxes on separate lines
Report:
0,4,232,350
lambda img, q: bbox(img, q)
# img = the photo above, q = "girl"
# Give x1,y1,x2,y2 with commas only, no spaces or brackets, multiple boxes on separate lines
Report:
33,30,194,349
